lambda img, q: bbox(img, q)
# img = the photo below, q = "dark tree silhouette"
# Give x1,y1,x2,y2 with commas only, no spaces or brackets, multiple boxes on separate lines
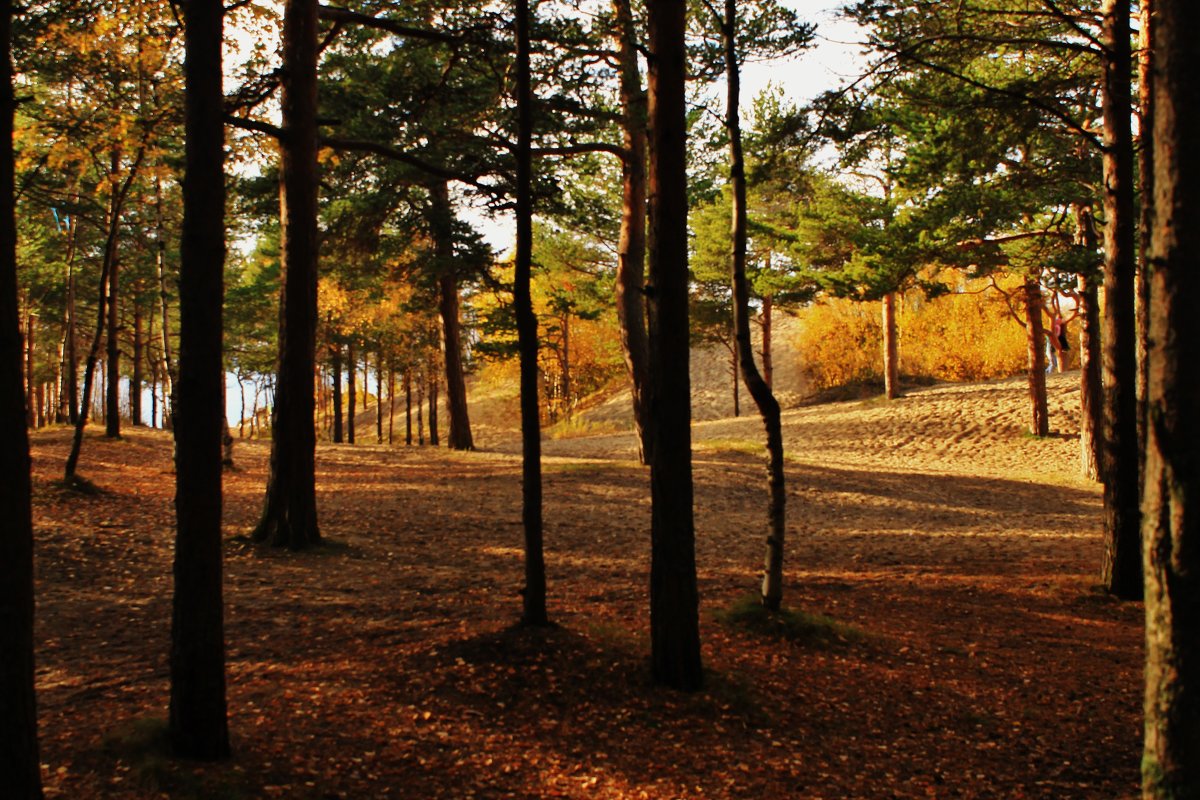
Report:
646,0,703,691
169,0,230,759
1141,0,1200,793
252,0,321,548
1099,0,1141,600
514,0,547,626
0,0,44,793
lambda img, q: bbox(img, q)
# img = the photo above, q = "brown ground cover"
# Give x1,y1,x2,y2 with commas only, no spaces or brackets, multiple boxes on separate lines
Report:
29,371,1142,799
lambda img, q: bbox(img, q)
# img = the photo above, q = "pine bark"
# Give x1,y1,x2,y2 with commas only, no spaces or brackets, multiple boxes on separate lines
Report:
882,292,899,399
1023,279,1049,437
0,1,43,790
514,0,547,626
62,214,78,423
612,0,652,463
1141,1,1200,794
105,154,121,439
170,0,230,758
647,0,702,690
723,0,786,611
1075,204,1104,482
252,0,321,549
1099,0,1142,599
376,349,383,444
131,300,143,425
24,309,34,427
346,339,356,444
331,340,342,443
154,176,174,427
762,293,773,391
429,181,474,450
64,224,114,481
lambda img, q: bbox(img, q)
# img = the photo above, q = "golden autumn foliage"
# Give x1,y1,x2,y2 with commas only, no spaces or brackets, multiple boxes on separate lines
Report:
793,275,1071,390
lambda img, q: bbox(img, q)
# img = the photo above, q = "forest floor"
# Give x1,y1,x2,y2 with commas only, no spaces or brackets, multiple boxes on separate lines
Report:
29,370,1142,799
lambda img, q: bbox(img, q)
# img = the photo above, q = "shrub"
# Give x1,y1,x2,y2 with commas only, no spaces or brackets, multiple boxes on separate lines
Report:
792,274,1048,391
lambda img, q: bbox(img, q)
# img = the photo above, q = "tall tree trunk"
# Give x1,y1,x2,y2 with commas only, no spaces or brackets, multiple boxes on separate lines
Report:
154,175,174,427
1142,2,1200,793
647,0,702,691
416,368,424,445
515,0,547,626
613,0,652,463
428,365,438,446
64,223,115,481
105,152,122,439
331,340,342,443
0,2,43,791
252,0,321,549
170,0,229,758
762,292,773,391
387,363,394,445
731,343,740,417
1023,279,1049,437
131,299,143,426
375,348,383,444
24,309,33,427
429,181,475,451
1136,0,1152,501
405,368,412,445
1075,204,1104,482
347,340,356,444
882,292,899,399
722,0,787,611
62,213,78,424
1100,0,1142,599
560,312,571,415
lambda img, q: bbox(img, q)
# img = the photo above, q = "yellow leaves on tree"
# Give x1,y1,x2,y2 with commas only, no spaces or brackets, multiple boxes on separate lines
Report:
793,275,1038,390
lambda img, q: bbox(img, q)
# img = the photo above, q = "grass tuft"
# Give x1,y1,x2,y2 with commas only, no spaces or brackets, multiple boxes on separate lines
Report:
715,594,867,648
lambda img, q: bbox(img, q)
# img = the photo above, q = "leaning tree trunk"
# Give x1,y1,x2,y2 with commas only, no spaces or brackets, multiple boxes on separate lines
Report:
1023,279,1049,437
429,181,475,450
882,292,899,399
1099,0,1142,600
64,223,116,482
613,0,652,463
170,0,229,758
723,0,786,611
251,0,321,549
0,2,43,792
1142,2,1200,793
514,0,547,626
647,0,702,691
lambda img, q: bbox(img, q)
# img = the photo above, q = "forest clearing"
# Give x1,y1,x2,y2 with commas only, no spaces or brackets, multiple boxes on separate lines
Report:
4,0,1198,797
29,372,1142,799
